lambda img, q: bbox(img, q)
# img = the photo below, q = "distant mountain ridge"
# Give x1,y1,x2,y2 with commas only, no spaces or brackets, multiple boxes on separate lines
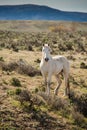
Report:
0,4,87,21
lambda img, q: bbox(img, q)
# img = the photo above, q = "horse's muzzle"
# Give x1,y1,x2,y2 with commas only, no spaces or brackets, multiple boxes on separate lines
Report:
45,58,49,62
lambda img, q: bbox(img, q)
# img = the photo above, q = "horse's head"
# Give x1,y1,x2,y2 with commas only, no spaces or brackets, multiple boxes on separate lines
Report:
42,44,52,62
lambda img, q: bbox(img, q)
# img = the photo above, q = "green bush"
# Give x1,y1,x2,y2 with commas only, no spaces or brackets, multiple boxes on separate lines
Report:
11,77,21,87
0,57,4,62
7,90,15,96
65,42,74,50
80,62,87,69
34,58,41,63
15,88,22,95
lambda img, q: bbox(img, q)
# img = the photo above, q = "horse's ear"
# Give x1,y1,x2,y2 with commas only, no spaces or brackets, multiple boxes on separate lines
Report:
48,44,49,46
43,44,44,46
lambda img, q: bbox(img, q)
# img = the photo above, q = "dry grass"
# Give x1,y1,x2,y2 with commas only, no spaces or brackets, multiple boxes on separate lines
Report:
0,20,87,32
0,21,87,129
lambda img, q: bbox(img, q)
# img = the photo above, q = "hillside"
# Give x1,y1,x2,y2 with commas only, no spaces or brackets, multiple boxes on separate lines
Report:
0,4,87,21
0,20,87,32
0,21,87,129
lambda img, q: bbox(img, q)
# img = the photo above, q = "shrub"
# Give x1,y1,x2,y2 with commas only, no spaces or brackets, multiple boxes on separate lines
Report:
7,90,15,96
0,42,5,48
70,90,87,117
18,64,41,77
2,62,18,72
49,25,68,32
1,60,41,77
0,57,4,62
67,55,75,61
58,42,73,51
65,42,74,50
28,45,33,51
79,79,87,88
58,43,67,51
11,77,21,87
15,88,22,95
80,62,87,69
34,58,41,63
78,42,86,52
34,88,39,93
11,43,19,52
17,90,33,111
69,75,78,85
48,96,70,112
38,92,70,111
11,44,19,52
72,110,85,127
18,90,31,102
13,47,19,52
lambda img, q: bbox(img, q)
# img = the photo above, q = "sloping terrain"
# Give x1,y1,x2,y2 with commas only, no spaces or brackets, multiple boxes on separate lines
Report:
0,21,87,129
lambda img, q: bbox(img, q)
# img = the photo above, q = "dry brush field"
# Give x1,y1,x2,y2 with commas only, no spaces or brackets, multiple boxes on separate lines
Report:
0,21,87,130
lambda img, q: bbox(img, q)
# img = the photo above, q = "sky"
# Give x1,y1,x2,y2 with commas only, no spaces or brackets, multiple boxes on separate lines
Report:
0,0,87,13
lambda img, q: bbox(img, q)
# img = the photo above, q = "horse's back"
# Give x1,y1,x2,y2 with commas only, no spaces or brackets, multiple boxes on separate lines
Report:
53,55,68,63
53,55,70,73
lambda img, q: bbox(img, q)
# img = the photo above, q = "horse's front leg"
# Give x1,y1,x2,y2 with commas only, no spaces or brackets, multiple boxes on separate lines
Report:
54,75,62,95
44,75,47,86
41,71,47,85
46,73,52,96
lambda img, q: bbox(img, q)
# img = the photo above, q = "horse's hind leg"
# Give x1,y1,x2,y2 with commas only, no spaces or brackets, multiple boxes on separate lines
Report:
64,74,70,98
46,73,52,96
54,75,62,95
67,79,70,98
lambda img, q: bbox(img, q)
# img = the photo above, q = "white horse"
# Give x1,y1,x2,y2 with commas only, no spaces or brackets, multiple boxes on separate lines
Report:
40,44,70,98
